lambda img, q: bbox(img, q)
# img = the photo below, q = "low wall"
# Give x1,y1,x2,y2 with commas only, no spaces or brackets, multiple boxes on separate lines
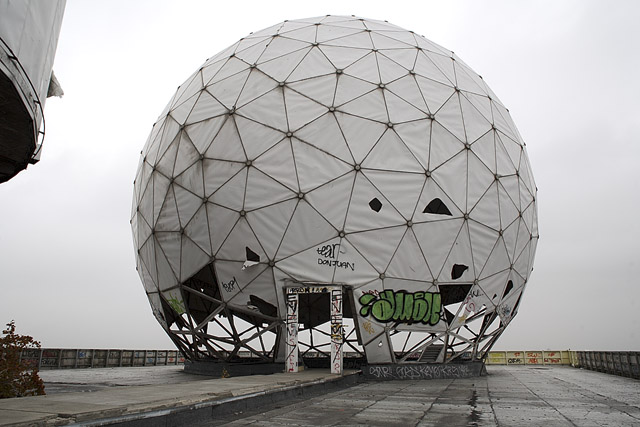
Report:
19,349,185,370
20,349,640,380
576,351,639,380
363,362,486,380
485,350,576,366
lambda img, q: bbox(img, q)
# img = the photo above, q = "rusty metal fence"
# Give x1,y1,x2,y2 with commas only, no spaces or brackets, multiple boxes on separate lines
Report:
19,349,185,370
575,351,640,380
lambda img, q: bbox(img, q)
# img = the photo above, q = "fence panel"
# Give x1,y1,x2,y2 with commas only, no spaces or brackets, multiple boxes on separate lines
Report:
19,349,185,370
486,351,575,365
543,351,562,365
575,351,640,380
486,351,506,365
506,351,525,365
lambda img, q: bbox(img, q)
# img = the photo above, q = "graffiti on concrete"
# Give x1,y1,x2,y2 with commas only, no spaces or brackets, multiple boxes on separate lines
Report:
330,288,344,375
285,293,298,373
544,352,561,364
358,290,442,325
330,322,343,341
365,363,482,380
331,288,342,315
526,351,542,364
40,358,59,367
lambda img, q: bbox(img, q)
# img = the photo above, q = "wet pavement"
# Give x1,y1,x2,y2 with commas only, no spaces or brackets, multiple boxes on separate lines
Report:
201,366,640,426
1,365,639,426
0,367,359,426
39,365,202,394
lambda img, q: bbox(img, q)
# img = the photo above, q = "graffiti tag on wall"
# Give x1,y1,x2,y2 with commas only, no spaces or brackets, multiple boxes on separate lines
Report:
330,288,343,375
222,277,237,292
358,290,442,325
285,293,298,373
316,243,355,271
365,364,477,380
166,296,185,314
287,286,329,294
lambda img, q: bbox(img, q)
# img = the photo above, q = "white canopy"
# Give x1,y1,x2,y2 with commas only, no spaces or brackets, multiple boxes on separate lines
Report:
132,15,538,364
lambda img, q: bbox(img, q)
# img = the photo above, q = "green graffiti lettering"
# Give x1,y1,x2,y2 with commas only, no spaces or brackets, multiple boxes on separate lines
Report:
423,292,433,322
430,293,441,324
372,290,395,321
166,296,185,315
412,292,428,320
358,289,442,326
393,292,414,321
359,293,376,317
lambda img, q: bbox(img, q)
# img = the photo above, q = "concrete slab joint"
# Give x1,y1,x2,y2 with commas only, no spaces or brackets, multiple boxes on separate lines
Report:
1,366,639,426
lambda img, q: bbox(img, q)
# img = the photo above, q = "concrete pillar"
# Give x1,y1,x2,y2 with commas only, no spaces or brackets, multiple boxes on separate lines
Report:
330,287,343,375
285,291,298,373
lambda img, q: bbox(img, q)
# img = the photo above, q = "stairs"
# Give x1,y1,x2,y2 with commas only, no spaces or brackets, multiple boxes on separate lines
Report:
419,345,444,362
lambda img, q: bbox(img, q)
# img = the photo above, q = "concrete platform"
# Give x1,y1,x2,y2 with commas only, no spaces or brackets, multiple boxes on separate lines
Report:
0,365,638,426
0,367,359,426
210,365,639,427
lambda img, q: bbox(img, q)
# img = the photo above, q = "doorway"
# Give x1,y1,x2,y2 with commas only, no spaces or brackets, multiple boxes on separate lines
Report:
285,285,343,374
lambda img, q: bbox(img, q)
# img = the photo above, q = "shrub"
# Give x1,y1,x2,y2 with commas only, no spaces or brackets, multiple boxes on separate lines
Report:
0,321,45,398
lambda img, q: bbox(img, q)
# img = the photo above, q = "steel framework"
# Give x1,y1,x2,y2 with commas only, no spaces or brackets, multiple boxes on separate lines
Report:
131,16,538,368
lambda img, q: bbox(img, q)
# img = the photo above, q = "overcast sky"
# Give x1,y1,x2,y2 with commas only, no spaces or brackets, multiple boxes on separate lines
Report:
1,0,638,352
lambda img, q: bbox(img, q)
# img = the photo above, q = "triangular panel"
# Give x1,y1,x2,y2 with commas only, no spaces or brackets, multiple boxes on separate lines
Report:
277,200,337,259
292,138,353,193
335,112,387,164
386,229,433,281
345,226,407,274
362,129,424,173
413,218,464,279
246,199,298,260
304,173,355,231
344,172,406,233
244,167,296,211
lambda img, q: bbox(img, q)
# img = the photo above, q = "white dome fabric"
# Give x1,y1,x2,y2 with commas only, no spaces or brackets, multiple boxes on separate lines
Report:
131,15,538,364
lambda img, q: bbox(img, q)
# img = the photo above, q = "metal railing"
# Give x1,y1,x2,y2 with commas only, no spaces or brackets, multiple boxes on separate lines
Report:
18,348,640,381
575,351,639,380
19,349,185,370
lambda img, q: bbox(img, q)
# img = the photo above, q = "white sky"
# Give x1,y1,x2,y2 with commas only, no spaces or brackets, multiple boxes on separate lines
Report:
1,0,639,352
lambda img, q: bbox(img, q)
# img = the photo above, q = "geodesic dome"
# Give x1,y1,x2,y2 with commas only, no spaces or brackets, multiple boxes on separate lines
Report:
131,15,538,365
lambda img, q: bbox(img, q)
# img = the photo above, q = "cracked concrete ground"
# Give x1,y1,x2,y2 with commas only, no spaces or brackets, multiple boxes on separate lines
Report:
2,365,638,426
203,366,640,426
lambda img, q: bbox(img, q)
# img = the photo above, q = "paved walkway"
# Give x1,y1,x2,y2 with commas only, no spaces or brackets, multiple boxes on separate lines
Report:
0,365,638,426
39,365,204,394
0,367,358,426
203,366,640,426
